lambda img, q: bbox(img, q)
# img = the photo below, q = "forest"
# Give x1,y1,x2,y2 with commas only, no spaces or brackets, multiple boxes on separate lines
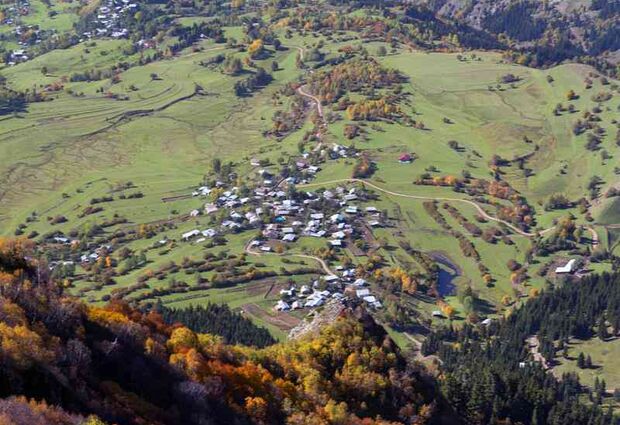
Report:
158,303,276,348
423,272,620,425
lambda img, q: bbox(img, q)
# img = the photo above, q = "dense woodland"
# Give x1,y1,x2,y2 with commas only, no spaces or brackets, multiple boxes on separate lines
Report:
423,272,620,425
158,303,276,348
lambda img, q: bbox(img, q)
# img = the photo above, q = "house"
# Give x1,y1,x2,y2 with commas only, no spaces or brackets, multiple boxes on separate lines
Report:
353,278,367,287
275,300,291,311
330,240,343,247
182,229,201,240
324,275,340,283
282,234,297,242
202,229,217,238
356,289,370,298
399,153,413,163
363,295,377,304
260,246,272,252
345,206,358,214
330,213,344,223
432,310,445,318
291,301,302,309
368,220,381,227
555,259,576,274
305,298,324,308
332,231,346,239
280,288,295,297
204,203,219,214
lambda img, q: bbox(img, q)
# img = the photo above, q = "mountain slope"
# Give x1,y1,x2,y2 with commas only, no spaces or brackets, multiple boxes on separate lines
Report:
0,238,454,425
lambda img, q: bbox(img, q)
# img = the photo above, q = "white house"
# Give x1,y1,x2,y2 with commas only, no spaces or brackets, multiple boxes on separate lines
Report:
356,289,370,298
555,259,576,274
275,300,291,311
182,229,201,240
282,234,297,242
363,295,377,304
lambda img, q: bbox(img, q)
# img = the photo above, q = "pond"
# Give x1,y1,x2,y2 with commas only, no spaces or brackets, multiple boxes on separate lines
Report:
430,252,461,297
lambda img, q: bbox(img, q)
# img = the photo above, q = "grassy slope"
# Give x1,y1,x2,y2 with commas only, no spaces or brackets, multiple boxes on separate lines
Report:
0,31,617,340
554,337,620,391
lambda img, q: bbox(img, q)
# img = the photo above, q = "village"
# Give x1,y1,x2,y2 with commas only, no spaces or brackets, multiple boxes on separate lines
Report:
83,0,137,39
178,145,387,313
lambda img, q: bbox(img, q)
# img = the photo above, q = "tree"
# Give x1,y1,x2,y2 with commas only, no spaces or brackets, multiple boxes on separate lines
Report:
247,39,264,59
212,157,221,174
566,89,578,100
597,316,608,341
376,45,387,56
577,352,585,368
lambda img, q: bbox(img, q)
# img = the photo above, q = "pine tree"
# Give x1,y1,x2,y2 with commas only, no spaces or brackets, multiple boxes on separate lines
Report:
597,316,608,341
577,352,586,369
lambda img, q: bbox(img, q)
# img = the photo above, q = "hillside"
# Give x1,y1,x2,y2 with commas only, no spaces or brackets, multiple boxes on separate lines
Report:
424,272,620,424
0,238,452,425
412,0,620,73
0,0,619,422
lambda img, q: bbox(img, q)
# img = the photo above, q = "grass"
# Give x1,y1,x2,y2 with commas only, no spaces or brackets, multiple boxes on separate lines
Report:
0,28,617,344
554,337,620,390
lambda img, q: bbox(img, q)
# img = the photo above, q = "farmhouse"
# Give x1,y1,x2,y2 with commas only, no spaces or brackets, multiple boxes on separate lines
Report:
356,288,370,298
555,259,577,274
182,229,201,240
275,300,291,311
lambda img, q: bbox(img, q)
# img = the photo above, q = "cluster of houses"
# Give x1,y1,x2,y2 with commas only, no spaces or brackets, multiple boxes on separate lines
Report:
83,0,137,39
177,174,389,313
182,179,383,251
2,0,42,66
8,48,30,65
275,274,382,312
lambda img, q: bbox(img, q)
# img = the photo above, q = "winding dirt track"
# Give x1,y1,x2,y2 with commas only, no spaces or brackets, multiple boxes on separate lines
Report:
244,239,335,275
290,45,327,128
298,178,556,237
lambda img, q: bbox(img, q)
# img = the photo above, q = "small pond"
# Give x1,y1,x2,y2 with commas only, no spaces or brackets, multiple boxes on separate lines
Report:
430,253,461,297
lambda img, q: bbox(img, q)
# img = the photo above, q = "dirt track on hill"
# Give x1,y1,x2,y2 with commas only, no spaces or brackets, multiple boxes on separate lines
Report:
244,238,335,275
298,178,556,237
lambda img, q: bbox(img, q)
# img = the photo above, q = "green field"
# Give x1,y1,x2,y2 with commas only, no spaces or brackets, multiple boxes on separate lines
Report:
554,337,620,391
0,18,618,345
